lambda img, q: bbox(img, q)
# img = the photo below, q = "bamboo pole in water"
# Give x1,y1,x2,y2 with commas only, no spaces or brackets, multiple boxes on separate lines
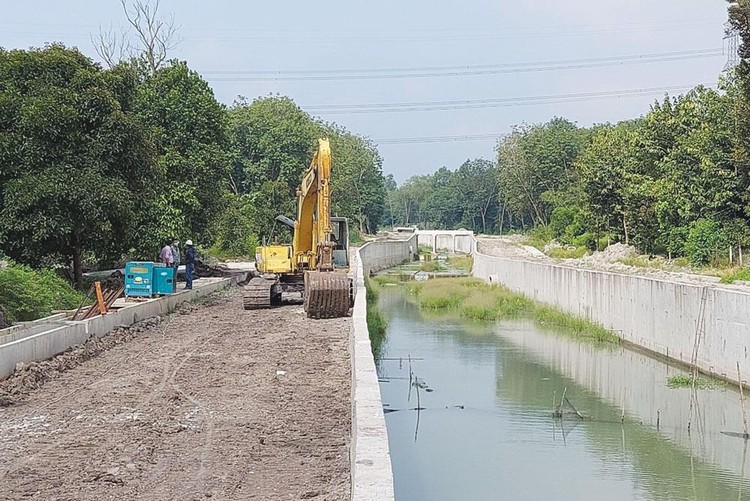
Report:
737,361,748,438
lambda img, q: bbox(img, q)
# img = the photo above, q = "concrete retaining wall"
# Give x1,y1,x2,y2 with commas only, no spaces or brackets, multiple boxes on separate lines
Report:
473,250,750,384
350,237,415,501
416,230,474,254
0,275,247,380
359,236,417,277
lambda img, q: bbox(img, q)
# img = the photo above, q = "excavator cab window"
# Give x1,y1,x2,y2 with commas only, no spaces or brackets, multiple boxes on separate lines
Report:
331,218,348,251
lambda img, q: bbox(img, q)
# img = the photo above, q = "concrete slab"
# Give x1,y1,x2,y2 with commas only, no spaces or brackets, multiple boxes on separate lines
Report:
223,261,256,271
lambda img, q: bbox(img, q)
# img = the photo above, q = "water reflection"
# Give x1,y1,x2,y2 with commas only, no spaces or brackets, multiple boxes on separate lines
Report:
376,287,750,501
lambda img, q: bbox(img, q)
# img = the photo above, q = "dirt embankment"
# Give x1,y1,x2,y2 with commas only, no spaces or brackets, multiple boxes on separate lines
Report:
0,288,351,500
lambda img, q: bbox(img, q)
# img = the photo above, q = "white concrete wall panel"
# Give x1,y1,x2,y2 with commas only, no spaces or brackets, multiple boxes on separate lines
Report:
473,251,750,384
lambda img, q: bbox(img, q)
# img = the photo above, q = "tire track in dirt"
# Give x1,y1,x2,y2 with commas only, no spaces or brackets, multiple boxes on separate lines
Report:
0,288,352,500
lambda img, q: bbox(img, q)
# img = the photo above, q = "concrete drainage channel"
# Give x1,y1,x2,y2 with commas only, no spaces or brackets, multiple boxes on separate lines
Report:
0,274,249,380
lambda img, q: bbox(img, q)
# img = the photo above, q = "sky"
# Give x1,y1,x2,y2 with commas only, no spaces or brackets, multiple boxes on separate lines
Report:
0,0,732,183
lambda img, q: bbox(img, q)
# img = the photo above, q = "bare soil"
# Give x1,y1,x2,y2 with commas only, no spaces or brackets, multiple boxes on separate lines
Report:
0,288,351,500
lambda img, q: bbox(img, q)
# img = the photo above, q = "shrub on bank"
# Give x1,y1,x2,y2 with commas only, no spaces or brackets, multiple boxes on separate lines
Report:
365,278,387,361
0,261,85,322
720,268,750,284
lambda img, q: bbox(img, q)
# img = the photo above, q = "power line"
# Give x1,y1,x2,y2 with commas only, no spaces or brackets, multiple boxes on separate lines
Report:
203,48,722,75
178,23,718,43
2,20,718,44
0,19,714,33
374,133,505,144
204,49,722,82
303,84,712,115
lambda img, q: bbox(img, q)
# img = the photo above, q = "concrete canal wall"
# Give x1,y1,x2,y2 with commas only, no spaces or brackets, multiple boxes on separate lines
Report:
499,322,750,479
349,237,416,501
473,250,750,385
416,230,474,254
359,235,417,276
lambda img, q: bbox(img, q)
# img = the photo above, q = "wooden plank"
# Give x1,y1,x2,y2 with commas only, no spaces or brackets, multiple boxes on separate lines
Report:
95,281,107,315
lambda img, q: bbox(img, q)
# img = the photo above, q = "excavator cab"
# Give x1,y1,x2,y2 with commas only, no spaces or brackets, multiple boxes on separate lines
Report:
331,217,349,268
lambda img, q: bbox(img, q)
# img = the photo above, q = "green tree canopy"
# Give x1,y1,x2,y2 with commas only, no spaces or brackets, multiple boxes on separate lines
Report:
0,44,156,286
133,60,232,255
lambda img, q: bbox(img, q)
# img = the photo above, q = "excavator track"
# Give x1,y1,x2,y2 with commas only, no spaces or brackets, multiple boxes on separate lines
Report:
304,271,353,319
243,277,278,310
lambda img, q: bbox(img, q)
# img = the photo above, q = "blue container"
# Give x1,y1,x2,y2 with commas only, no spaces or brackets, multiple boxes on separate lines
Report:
153,266,175,295
125,262,155,297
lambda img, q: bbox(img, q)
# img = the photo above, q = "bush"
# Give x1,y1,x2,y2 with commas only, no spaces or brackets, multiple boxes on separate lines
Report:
572,232,597,250
210,202,260,259
525,226,555,250
684,219,727,265
0,262,85,322
720,268,750,284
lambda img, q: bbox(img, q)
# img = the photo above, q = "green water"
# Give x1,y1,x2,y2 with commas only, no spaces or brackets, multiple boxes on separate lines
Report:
376,287,750,501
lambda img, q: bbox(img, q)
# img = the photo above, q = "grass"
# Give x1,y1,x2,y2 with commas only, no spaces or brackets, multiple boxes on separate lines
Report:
719,268,750,284
667,374,725,389
548,246,589,259
446,255,473,271
404,277,619,343
420,261,445,272
617,255,746,281
371,274,403,286
534,306,615,342
365,278,387,361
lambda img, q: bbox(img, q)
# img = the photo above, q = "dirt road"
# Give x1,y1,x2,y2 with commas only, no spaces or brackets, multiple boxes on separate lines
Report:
0,288,351,500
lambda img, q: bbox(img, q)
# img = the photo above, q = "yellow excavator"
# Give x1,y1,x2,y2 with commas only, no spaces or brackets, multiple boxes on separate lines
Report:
243,138,354,318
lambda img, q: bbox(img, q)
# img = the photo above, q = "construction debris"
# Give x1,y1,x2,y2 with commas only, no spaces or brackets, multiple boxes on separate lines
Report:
196,261,242,278
71,281,124,321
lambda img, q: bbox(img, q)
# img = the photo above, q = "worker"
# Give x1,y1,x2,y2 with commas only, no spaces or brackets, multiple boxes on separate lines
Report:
184,239,196,290
171,239,181,272
159,239,173,267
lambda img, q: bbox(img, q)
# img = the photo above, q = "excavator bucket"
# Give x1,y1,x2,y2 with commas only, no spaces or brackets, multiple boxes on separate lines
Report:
304,271,353,319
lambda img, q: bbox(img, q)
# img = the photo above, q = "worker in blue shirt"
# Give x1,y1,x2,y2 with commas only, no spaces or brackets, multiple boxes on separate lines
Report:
185,240,196,290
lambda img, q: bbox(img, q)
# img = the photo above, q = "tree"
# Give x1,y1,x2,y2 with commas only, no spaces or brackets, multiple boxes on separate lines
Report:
228,96,319,239
228,96,388,239
575,120,643,245
133,60,232,255
325,127,387,234
94,0,180,73
0,45,157,287
497,118,589,229
452,159,499,233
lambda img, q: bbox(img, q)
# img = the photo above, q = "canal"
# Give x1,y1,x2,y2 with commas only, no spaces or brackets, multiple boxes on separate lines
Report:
375,286,750,501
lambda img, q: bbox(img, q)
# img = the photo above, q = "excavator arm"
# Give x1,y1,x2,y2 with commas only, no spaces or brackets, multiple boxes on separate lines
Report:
293,138,335,272
295,139,352,318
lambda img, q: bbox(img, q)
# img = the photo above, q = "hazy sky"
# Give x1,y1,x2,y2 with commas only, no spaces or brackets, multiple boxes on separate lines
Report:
1,1,731,183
